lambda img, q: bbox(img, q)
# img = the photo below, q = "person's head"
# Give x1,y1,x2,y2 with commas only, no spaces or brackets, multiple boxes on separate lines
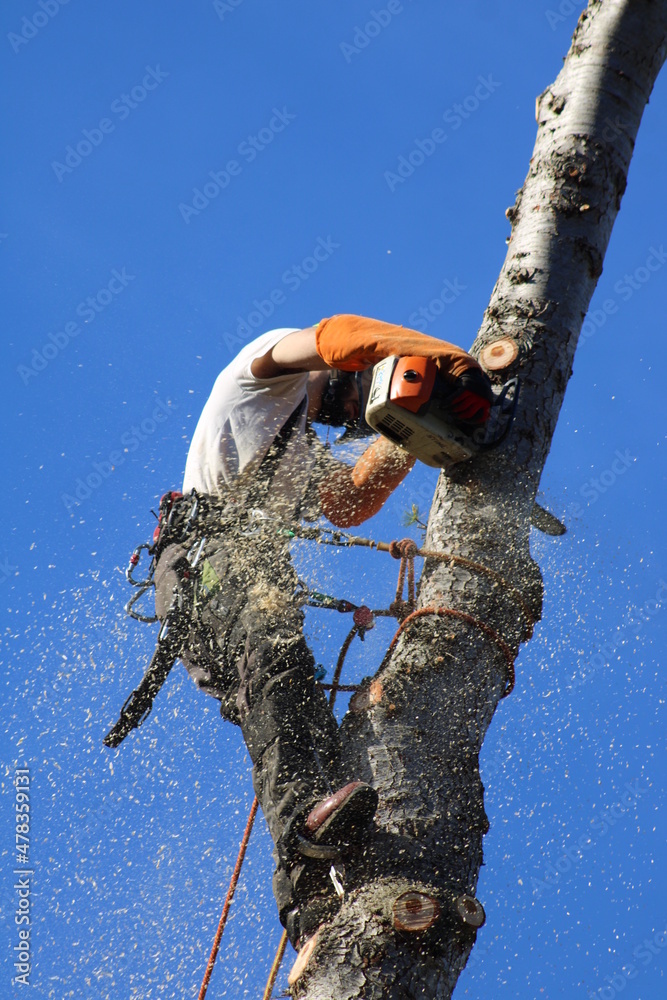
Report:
314,369,375,438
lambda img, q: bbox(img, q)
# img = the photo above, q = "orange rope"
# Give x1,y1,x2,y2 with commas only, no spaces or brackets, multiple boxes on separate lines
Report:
198,797,259,1000
294,524,536,634
388,537,419,619
261,929,288,1000
321,539,517,705
436,552,534,638
382,606,515,697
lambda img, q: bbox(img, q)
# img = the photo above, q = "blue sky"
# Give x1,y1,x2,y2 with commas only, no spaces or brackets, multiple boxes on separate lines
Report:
1,2,665,998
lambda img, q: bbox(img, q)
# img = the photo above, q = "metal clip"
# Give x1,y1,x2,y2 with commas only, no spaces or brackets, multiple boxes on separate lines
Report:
329,865,345,898
183,496,199,531
125,584,158,624
187,537,206,568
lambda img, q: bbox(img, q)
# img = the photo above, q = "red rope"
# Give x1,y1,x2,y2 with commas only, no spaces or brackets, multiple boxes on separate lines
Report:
198,797,259,1000
323,537,517,704
388,537,419,619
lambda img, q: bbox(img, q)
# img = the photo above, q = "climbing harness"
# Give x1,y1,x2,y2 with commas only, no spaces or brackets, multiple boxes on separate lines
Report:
104,490,223,747
106,397,311,747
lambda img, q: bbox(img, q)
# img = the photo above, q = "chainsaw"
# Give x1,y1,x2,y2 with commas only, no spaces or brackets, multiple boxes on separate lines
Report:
365,355,519,469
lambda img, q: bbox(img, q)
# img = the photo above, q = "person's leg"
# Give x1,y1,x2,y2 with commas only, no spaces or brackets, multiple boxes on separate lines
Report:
233,603,338,856
230,590,377,947
156,533,340,845
157,533,376,941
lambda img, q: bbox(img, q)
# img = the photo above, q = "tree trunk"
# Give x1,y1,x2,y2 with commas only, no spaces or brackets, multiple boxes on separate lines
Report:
291,3,667,997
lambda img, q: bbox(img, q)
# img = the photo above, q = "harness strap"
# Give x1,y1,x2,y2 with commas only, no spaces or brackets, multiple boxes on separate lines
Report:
245,396,307,508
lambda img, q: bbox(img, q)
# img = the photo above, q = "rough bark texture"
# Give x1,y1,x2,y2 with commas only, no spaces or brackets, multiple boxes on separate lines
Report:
293,3,667,997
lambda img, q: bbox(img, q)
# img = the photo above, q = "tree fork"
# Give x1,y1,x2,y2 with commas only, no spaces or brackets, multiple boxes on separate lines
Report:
292,3,667,996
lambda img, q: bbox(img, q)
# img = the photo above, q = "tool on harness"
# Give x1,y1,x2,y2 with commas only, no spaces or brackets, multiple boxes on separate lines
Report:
103,606,185,748
105,490,210,748
365,355,520,468
124,544,159,623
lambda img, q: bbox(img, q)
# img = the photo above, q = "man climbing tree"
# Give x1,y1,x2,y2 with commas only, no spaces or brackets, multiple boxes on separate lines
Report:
106,315,495,948
104,3,665,994
282,2,667,998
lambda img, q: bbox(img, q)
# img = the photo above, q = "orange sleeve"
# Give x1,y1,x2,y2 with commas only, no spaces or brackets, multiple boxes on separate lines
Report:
316,314,479,381
318,437,416,528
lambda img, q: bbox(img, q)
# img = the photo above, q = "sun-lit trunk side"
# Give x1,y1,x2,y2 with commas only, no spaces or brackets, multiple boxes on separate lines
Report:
293,3,667,997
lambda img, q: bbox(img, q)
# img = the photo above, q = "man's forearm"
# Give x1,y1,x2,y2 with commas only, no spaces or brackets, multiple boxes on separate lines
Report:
319,437,416,528
252,315,481,380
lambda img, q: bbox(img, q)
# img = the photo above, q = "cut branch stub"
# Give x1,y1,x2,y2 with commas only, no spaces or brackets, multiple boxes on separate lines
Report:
393,891,441,932
454,894,485,929
480,337,519,371
288,931,319,986
349,678,383,712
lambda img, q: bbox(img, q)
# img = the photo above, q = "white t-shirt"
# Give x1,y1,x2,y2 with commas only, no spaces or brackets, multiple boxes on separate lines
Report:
183,329,320,516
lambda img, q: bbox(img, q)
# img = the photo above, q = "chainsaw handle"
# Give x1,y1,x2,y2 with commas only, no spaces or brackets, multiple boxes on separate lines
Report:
478,377,521,450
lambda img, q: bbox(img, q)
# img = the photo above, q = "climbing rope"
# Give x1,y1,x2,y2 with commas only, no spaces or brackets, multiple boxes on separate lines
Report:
199,530,529,993
198,797,259,1000
382,538,516,695
262,930,288,1000
290,523,535,637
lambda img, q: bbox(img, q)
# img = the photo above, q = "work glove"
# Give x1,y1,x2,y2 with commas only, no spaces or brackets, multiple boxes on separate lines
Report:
447,369,495,425
316,314,479,381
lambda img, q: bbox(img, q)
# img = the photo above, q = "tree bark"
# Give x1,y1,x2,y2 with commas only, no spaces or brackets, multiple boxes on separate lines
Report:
292,3,667,997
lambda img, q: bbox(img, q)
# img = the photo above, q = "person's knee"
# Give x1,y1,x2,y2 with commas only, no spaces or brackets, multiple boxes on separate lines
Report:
240,638,315,705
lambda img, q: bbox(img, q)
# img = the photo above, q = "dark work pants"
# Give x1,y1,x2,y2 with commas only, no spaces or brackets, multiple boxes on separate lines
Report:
154,529,342,861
